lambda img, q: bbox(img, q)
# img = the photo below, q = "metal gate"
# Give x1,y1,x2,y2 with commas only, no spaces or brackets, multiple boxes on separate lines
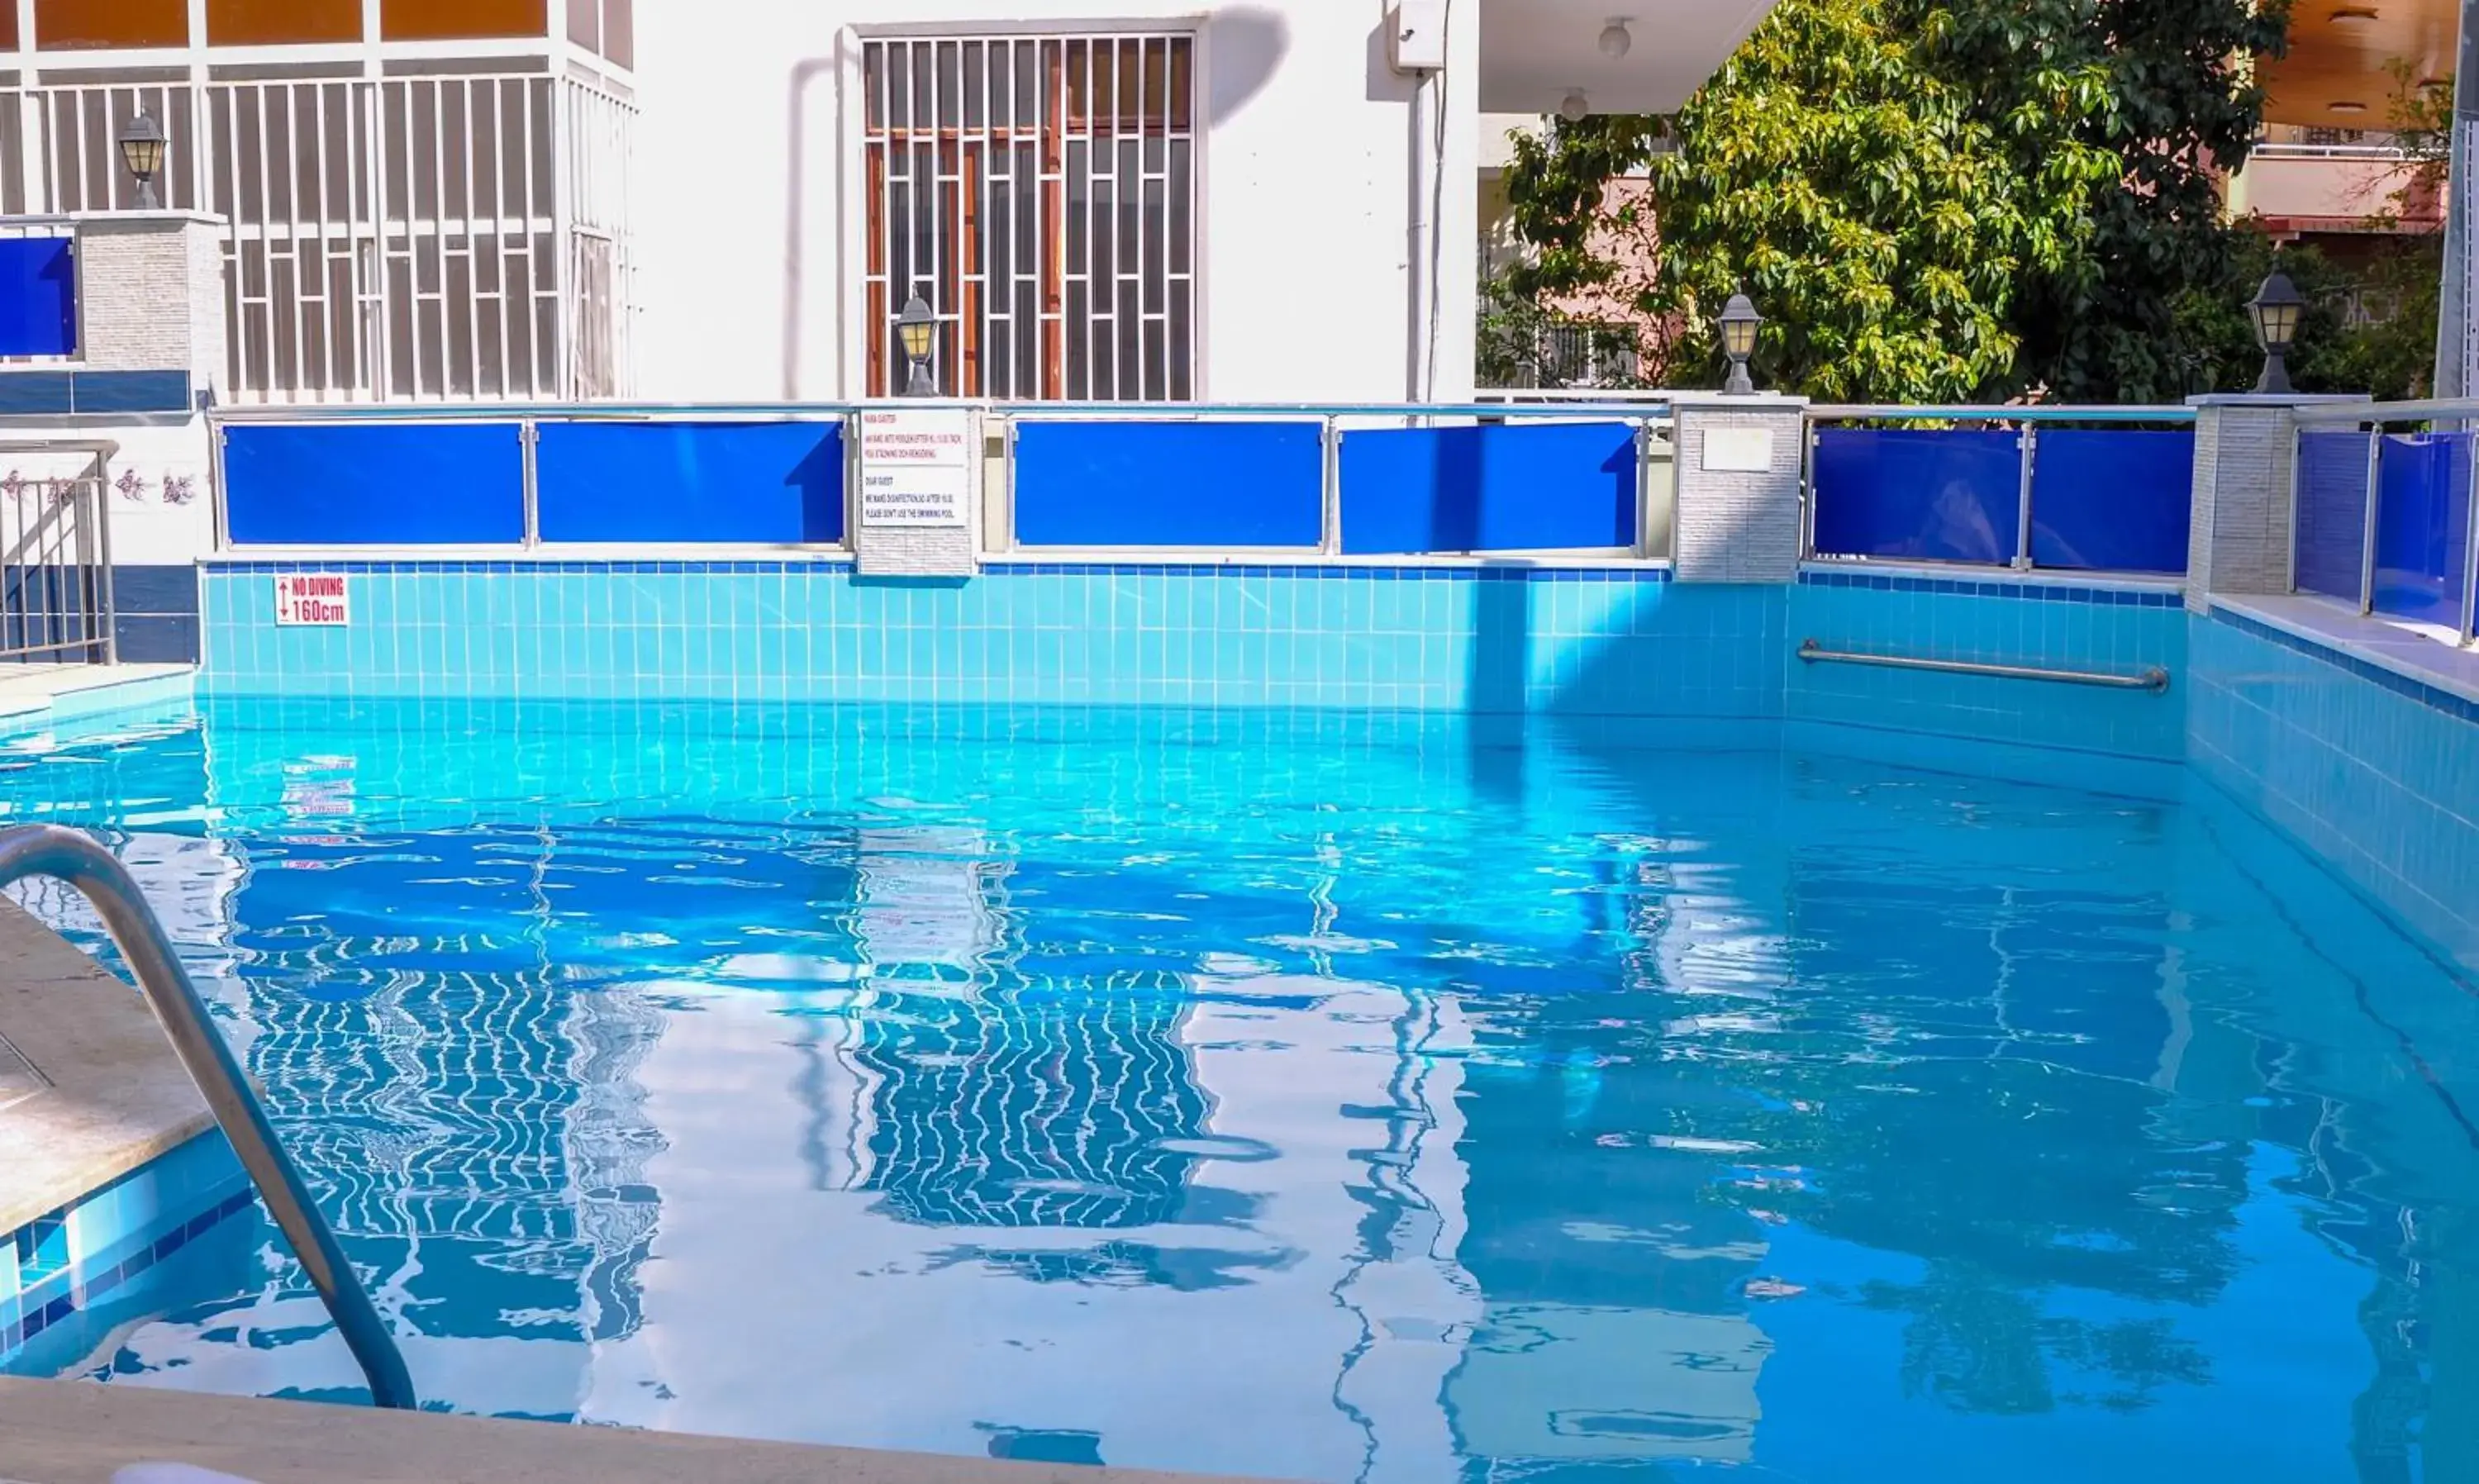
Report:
0,442,114,664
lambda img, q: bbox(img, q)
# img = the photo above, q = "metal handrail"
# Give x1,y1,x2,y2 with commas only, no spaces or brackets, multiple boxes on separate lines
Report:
0,825,416,1410
1806,404,2197,424
1796,640,2172,692
2292,397,2479,426
206,397,1677,425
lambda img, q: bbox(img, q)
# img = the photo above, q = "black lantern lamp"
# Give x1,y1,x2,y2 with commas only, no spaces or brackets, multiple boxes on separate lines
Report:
2248,270,2304,396
119,110,168,211
897,294,938,397
1719,293,1762,395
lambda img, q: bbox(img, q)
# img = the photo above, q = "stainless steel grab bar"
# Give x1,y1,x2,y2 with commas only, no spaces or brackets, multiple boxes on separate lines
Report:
1797,640,2171,693
0,825,416,1410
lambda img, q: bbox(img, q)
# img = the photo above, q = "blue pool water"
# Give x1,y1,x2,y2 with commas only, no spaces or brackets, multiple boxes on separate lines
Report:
5,699,2477,1482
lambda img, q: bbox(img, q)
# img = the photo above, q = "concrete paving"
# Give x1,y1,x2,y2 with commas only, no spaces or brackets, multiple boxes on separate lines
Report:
0,899,215,1237
0,1378,1266,1484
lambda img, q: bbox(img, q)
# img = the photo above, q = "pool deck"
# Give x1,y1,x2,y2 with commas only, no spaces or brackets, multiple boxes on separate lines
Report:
0,1377,1262,1483
0,664,194,740
0,898,216,1239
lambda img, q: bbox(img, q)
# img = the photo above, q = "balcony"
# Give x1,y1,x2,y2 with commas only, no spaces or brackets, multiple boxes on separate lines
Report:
2227,136,2441,237
1478,0,1777,116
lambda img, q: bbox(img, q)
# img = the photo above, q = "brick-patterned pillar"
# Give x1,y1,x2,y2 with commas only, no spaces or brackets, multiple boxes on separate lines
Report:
73,212,229,398
2183,392,2368,616
1670,393,1809,583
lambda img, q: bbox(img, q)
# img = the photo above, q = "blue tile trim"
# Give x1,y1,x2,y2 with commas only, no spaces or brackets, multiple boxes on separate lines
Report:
2210,608,2479,725
0,368,193,416
209,557,1672,583
209,558,859,577
968,562,1672,581
1796,566,2182,607
0,1187,254,1357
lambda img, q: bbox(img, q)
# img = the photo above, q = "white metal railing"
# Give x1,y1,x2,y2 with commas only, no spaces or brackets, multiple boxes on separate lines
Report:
2247,143,2415,161
0,74,635,405
0,439,116,663
2288,399,2479,646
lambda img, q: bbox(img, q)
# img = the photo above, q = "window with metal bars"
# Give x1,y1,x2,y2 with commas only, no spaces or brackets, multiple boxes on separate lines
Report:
863,34,1196,402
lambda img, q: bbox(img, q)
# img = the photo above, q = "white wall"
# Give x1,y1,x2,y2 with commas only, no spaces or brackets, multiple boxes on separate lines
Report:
628,0,1479,405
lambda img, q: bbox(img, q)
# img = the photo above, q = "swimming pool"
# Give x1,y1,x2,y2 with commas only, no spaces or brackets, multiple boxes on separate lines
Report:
3,696,2474,1482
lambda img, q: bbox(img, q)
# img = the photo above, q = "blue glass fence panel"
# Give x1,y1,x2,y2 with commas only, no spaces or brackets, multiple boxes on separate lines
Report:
1338,421,1636,554
223,423,527,545
0,238,76,356
1811,427,2021,564
2372,431,2472,628
1014,421,1324,547
536,421,845,545
2026,429,2193,573
2295,429,2373,602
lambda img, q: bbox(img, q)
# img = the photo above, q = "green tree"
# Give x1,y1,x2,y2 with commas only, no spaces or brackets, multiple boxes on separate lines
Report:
1498,0,2293,402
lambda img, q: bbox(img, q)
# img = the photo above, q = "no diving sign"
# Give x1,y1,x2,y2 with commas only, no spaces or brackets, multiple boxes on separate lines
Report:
274,573,351,625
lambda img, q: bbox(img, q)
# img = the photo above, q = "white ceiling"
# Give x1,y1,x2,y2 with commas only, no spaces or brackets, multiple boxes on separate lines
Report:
1477,0,1777,116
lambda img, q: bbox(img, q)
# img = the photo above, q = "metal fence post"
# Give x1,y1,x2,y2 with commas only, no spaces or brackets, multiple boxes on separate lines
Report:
2012,425,2038,571
1320,415,1342,556
2359,426,2384,616
519,420,541,549
1633,418,1652,559
89,453,117,665
999,412,1020,554
2283,418,2304,594
2462,426,2479,644
843,410,864,553
1800,416,1819,561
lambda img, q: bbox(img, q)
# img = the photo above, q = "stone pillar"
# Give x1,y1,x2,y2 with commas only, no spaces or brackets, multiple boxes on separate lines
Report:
1669,392,1808,583
2183,392,2368,616
73,212,228,397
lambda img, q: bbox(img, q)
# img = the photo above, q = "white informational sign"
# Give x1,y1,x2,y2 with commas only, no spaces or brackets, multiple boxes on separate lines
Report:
273,573,351,626
858,408,973,529
1701,426,1775,473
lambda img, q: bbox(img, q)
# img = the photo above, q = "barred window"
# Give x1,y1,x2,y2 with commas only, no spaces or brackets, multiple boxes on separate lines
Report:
863,35,1197,401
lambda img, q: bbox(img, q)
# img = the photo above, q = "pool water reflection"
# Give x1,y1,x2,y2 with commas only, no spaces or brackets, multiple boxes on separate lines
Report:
4,701,2475,1484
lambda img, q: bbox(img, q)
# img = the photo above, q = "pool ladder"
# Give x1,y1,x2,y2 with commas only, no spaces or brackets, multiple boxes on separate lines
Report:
0,824,417,1410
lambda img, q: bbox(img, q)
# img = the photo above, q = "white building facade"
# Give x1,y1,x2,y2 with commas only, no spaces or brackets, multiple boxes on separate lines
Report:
626,0,1772,406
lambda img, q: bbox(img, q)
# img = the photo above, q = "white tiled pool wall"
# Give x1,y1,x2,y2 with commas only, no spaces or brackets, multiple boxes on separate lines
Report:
1,1133,251,1367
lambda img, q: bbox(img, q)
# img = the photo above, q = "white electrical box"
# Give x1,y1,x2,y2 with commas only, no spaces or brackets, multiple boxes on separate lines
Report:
1389,0,1449,73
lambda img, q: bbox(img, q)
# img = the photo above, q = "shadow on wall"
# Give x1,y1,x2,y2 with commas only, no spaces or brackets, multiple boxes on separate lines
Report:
778,8,1292,398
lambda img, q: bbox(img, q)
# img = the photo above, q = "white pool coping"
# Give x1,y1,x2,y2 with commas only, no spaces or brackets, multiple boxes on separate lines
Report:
2210,594,2479,709
0,665,195,738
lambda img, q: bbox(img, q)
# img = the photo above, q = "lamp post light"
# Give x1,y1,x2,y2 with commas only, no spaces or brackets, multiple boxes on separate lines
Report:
1719,293,1762,395
897,294,938,397
118,111,168,211
2248,270,2304,396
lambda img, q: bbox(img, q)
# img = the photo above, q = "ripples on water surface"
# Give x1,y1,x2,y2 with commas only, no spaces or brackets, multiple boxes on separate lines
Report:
3,699,2476,1483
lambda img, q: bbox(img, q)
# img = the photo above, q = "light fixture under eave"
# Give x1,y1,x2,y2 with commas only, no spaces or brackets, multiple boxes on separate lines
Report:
1599,18,1632,58
2329,100,2369,114
2328,6,2379,24
1559,89,1591,122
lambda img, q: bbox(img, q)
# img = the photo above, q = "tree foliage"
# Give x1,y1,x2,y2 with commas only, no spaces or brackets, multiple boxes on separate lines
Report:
1500,0,2313,402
